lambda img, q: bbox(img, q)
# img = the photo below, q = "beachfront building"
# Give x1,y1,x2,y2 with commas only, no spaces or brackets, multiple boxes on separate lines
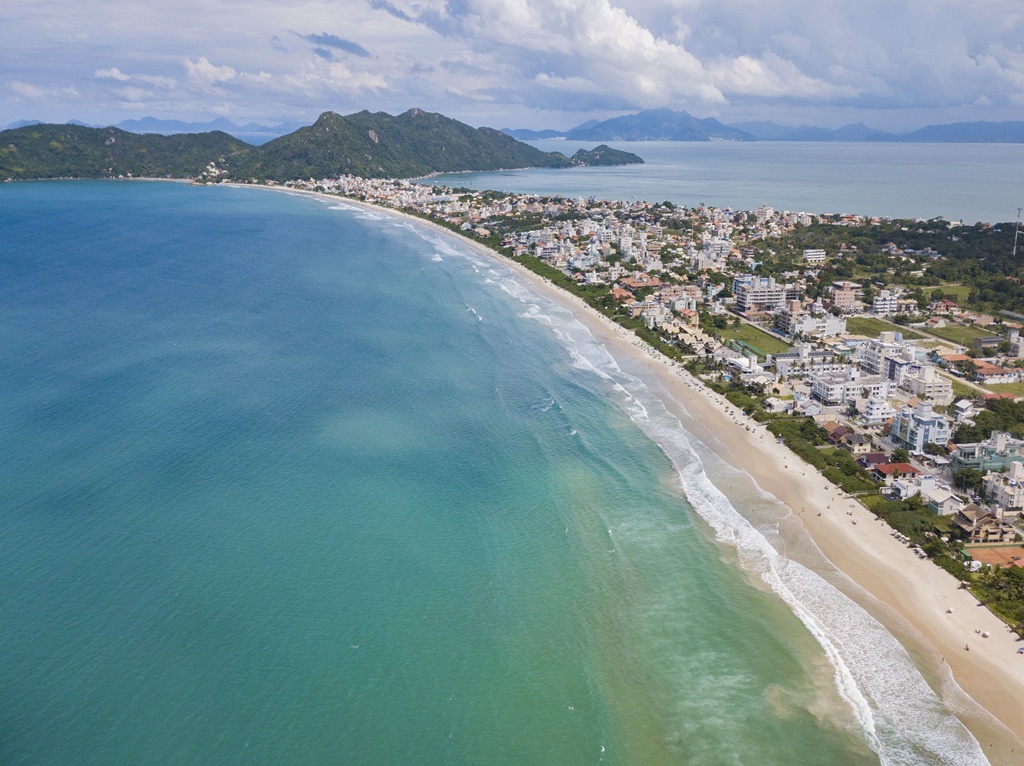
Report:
984,460,1024,515
871,462,921,486
926,486,967,516
889,473,937,501
951,432,1024,475
889,402,952,455
952,505,1018,544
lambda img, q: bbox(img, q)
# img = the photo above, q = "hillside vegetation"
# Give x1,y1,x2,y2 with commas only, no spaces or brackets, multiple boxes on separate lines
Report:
1,109,642,182
0,124,248,179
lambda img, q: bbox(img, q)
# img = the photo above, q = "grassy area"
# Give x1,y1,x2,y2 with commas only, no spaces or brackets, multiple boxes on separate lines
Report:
920,284,974,303
985,382,1024,397
845,317,925,340
717,323,791,357
948,376,979,401
859,494,891,513
924,323,998,346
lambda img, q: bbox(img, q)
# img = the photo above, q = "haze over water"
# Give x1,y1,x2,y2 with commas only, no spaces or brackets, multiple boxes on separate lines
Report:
0,181,989,764
430,140,1024,224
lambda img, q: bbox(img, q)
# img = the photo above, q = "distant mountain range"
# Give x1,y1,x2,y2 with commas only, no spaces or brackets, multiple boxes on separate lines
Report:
503,109,1024,143
4,117,304,145
0,109,643,181
11,109,1023,146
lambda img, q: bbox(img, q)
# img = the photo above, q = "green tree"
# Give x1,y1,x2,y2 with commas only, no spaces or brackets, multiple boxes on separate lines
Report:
891,448,911,463
954,468,984,491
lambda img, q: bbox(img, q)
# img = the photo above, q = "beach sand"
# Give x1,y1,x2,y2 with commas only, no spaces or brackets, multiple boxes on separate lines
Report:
247,185,1024,762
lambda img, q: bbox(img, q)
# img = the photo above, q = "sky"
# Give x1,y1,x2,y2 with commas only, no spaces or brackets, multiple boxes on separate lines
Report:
3,0,1024,131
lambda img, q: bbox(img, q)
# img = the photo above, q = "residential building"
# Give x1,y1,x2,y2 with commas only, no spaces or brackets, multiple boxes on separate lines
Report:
926,486,967,516
901,365,954,405
871,462,921,485
858,332,904,375
952,432,1024,475
871,290,899,316
844,433,872,454
984,460,1024,514
890,402,952,454
777,300,847,338
830,281,863,314
889,473,937,501
862,397,896,424
972,361,1020,385
732,276,800,314
953,505,1018,544
803,248,827,265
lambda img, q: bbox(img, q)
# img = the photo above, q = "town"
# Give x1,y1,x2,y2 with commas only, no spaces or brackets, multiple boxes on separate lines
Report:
237,171,1024,630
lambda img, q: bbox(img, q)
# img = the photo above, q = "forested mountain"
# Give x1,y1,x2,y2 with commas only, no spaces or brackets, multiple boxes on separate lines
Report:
1,109,642,181
226,109,576,180
0,124,248,179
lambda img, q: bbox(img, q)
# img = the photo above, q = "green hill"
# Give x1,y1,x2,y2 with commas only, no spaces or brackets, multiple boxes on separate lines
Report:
0,124,249,179
226,109,579,180
1,109,644,182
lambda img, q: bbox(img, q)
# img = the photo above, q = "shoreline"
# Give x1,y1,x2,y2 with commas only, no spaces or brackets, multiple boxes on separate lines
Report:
233,183,1024,761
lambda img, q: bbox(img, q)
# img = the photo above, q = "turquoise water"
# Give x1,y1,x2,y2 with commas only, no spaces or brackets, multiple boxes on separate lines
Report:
0,182,986,764
429,140,1024,224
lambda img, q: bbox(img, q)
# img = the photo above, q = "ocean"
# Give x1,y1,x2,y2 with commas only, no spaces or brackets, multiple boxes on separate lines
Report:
0,180,990,764
429,140,1024,224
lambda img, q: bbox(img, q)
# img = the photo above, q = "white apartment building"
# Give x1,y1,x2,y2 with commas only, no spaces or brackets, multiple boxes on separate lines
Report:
858,332,904,375
703,238,731,259
811,368,890,406
890,402,952,454
803,248,827,265
862,396,896,424
871,289,900,316
733,276,800,314
901,365,954,405
984,460,1024,514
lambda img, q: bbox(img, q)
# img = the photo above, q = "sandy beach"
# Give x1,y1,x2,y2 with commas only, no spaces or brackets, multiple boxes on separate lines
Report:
245,184,1024,761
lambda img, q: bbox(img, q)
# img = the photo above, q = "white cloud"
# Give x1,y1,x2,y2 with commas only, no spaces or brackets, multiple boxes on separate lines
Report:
94,67,130,81
7,80,79,101
183,57,238,89
2,1,1024,128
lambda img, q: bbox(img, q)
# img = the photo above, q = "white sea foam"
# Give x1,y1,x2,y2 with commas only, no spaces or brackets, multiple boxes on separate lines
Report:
495,271,989,766
350,216,990,764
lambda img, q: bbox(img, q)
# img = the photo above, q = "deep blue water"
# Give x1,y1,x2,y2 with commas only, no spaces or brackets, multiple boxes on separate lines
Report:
429,140,1024,224
0,181,988,765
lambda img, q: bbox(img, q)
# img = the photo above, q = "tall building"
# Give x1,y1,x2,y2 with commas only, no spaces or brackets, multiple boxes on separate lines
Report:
732,276,800,314
890,402,951,454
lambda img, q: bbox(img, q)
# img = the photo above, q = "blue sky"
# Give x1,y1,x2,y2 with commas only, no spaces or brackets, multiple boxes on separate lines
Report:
4,0,1024,130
